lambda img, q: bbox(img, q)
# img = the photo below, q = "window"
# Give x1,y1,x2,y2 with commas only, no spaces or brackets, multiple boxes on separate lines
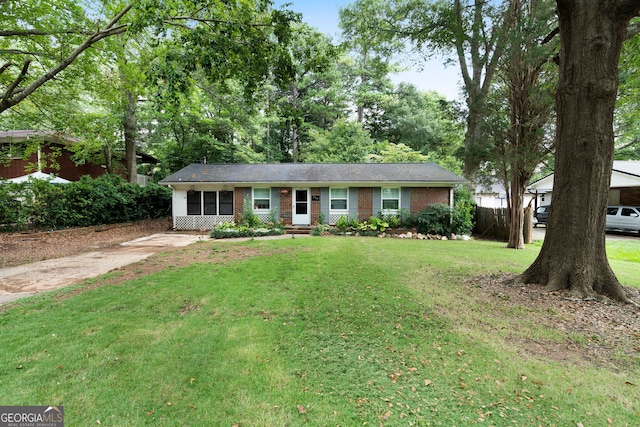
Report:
381,188,400,211
187,191,202,215
187,190,234,215
607,207,619,216
621,207,639,217
203,192,217,215
330,188,348,210
253,188,271,210
0,143,24,159
219,191,234,215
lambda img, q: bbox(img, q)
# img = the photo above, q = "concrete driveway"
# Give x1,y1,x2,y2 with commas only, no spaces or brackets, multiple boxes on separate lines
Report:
0,233,207,306
532,226,639,241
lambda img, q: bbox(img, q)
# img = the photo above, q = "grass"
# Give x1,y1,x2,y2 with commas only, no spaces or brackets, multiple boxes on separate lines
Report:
0,237,639,426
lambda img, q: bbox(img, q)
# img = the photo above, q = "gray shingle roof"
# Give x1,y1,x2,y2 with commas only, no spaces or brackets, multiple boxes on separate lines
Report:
160,163,466,186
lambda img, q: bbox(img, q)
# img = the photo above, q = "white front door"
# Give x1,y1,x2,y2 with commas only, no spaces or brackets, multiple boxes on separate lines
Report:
292,188,311,225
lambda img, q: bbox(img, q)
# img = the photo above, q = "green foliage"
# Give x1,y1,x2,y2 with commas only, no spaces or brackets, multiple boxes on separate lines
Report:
367,215,388,232
209,221,284,239
366,85,465,173
415,203,452,235
0,181,24,227
0,175,171,230
415,194,475,237
335,215,350,232
241,196,262,227
303,120,377,163
616,29,640,159
311,223,330,236
317,211,326,225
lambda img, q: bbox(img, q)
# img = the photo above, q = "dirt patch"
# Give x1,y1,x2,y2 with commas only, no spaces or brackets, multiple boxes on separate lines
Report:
465,273,640,368
0,218,173,268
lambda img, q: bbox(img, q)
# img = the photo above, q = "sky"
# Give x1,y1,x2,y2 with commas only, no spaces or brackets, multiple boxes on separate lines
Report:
272,0,463,101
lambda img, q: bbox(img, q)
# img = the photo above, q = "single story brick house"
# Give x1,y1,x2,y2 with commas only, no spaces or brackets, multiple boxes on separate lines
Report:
159,163,466,230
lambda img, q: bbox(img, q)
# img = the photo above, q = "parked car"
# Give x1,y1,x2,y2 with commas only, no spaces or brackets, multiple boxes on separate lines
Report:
606,206,640,233
534,205,550,227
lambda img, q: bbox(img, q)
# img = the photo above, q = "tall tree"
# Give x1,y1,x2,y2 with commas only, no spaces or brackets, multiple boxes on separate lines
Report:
302,119,377,163
384,0,518,177
366,83,464,172
518,1,640,303
339,0,402,124
272,23,337,162
483,0,557,249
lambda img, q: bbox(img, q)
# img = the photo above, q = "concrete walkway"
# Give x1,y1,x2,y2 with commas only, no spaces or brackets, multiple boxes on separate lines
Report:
0,232,308,306
0,233,207,306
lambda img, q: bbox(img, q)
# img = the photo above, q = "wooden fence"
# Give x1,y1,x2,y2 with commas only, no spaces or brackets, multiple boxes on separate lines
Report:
475,206,534,242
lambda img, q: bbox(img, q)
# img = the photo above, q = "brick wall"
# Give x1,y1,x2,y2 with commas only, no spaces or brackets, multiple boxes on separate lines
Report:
311,188,321,224
358,187,373,221
234,188,246,223
0,143,126,181
410,187,450,213
280,188,292,225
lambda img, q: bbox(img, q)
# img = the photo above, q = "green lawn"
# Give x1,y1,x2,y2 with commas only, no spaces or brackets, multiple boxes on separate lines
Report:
1,237,638,426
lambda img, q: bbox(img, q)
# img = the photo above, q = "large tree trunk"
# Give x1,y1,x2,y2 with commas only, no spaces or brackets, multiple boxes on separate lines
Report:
124,90,137,184
519,0,640,303
507,174,527,249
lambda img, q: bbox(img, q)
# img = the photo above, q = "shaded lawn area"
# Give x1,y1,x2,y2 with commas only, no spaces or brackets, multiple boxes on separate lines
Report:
0,237,638,426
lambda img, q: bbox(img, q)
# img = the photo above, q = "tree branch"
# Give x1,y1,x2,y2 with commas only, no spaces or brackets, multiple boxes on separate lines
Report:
0,3,134,114
0,29,93,37
0,61,12,75
541,27,559,44
2,60,30,102
0,49,46,56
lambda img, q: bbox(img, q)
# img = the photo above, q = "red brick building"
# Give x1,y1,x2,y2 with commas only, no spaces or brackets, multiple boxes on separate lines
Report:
159,163,466,230
1,130,157,183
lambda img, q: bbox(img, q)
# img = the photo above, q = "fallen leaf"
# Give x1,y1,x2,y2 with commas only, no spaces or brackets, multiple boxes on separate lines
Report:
166,402,172,406
424,379,432,386
297,405,306,414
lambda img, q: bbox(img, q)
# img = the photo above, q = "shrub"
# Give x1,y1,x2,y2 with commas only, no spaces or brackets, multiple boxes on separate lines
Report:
0,175,171,230
241,196,262,227
415,196,475,237
415,203,452,235
210,221,284,239
335,215,349,232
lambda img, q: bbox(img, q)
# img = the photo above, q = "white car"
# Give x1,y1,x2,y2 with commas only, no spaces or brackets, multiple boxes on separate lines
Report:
606,206,640,233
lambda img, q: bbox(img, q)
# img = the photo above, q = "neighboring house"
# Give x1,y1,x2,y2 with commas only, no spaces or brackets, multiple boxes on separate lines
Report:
527,160,640,208
0,130,157,185
159,163,466,230
474,178,535,208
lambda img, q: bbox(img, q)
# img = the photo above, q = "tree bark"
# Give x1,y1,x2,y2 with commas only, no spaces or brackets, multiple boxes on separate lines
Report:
124,90,137,184
507,174,526,249
519,0,640,303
